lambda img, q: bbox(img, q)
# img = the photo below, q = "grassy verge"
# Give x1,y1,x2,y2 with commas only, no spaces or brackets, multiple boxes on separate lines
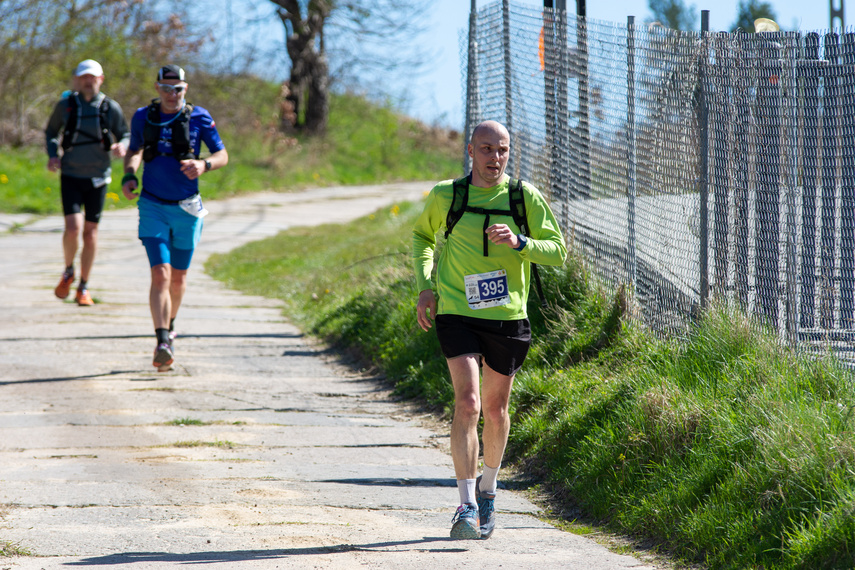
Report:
207,203,855,570
0,92,460,215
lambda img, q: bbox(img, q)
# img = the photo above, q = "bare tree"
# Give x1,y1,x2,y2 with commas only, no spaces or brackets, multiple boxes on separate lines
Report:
270,0,330,134
268,0,429,136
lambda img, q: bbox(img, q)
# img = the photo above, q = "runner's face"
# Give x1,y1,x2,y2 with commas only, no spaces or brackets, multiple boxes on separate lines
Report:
76,74,103,100
156,80,188,113
468,129,510,188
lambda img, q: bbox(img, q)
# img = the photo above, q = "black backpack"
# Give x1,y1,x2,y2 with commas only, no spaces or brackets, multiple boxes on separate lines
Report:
61,94,112,152
444,175,546,306
142,100,196,162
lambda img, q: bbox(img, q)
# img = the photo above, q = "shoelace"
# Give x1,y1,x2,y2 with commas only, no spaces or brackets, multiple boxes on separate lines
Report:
452,504,478,523
479,496,494,518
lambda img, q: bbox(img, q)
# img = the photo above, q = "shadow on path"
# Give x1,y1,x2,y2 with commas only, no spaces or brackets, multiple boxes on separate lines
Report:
63,539,468,566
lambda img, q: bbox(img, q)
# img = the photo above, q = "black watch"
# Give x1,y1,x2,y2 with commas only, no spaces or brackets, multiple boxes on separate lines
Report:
204,159,212,172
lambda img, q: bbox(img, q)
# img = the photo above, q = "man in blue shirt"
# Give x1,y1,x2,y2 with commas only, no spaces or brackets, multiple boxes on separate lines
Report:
121,65,228,371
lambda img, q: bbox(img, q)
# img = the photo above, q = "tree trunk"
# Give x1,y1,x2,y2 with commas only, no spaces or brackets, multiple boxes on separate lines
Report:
275,0,330,135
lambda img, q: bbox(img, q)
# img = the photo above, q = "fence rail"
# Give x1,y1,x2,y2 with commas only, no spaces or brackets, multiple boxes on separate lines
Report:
463,0,855,359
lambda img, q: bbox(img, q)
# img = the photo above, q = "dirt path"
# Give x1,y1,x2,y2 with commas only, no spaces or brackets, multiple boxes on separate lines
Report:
0,183,658,569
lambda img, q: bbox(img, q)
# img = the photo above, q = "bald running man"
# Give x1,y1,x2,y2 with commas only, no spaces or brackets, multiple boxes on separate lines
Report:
413,120,567,539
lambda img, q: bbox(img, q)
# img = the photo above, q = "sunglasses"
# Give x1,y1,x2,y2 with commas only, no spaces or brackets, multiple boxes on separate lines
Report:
157,82,186,95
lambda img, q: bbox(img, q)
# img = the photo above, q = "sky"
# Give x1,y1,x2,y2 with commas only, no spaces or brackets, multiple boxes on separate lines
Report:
219,0,840,130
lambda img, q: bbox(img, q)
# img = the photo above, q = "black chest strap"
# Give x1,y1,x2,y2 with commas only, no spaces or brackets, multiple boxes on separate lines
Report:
142,100,195,162
61,94,112,152
444,174,545,306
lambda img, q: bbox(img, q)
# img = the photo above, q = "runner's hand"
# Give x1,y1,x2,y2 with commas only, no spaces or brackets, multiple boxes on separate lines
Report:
47,157,61,172
179,159,205,180
486,223,521,249
416,289,437,332
122,179,138,201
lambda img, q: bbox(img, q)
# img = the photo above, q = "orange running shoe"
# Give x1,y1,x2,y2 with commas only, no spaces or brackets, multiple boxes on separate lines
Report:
55,270,74,299
153,342,174,370
75,288,94,306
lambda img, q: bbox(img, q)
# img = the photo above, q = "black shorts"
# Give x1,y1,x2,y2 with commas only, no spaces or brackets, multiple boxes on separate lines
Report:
435,314,531,377
61,175,107,223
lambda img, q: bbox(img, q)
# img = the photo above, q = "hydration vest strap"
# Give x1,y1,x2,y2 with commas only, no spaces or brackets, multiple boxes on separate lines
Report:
142,100,196,163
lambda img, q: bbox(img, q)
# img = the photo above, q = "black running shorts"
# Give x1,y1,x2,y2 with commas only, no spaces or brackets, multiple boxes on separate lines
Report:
435,314,531,377
61,174,107,223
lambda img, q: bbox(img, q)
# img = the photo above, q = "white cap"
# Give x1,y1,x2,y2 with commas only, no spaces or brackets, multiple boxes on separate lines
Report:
74,59,103,77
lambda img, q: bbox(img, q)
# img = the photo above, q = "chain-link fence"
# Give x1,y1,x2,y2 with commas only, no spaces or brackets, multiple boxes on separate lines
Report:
462,0,855,358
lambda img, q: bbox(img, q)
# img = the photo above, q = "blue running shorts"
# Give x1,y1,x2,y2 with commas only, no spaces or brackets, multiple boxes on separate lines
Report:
138,196,203,269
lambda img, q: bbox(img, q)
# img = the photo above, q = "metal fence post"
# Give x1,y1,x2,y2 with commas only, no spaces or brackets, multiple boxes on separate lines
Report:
820,33,839,329
556,0,569,207
503,0,514,174
840,32,855,329
699,11,710,309
755,28,782,328
627,15,637,289
464,0,479,174
575,0,591,198
782,32,800,347
544,1,556,199
712,32,731,297
800,33,821,329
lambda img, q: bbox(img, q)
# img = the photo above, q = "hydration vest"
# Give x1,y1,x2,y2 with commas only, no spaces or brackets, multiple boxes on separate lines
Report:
142,100,196,162
61,93,112,152
445,175,546,305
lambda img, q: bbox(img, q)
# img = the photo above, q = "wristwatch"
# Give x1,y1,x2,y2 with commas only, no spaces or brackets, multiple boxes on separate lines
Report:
514,234,528,251
204,159,212,172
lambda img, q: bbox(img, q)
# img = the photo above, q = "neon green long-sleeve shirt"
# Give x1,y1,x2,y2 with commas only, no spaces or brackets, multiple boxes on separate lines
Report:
412,176,567,321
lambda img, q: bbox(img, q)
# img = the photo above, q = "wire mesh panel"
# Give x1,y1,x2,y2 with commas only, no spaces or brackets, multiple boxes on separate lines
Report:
463,0,855,356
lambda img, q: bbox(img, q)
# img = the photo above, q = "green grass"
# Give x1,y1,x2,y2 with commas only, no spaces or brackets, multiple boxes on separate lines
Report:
0,92,460,215
207,203,855,570
165,417,206,426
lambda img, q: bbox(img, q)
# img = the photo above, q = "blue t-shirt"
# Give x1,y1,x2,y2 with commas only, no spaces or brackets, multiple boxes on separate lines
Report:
129,103,225,202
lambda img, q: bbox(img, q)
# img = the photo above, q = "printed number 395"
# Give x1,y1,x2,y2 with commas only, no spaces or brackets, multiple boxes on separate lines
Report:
480,279,505,297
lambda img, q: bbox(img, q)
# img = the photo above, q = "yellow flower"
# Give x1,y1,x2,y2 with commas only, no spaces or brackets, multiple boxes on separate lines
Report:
312,172,320,181
390,204,400,216
45,187,52,193
369,214,375,220
106,192,119,203
0,174,8,184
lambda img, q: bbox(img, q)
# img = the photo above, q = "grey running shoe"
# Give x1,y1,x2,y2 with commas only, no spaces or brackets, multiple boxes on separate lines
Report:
450,503,481,540
476,475,496,539
153,342,174,370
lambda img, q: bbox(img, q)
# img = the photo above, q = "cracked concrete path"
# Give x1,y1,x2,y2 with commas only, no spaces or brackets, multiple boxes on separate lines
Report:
0,183,657,569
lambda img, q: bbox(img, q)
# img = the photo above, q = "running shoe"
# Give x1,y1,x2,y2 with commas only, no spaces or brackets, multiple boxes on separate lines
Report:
153,342,174,370
476,474,497,539
75,288,94,306
450,503,481,540
168,330,177,349
55,270,74,299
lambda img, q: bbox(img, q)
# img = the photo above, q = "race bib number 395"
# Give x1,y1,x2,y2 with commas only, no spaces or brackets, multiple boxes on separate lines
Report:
464,269,510,310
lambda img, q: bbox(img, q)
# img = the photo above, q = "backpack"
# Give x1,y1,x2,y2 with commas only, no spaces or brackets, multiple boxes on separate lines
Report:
445,175,546,306
61,93,112,152
142,100,196,162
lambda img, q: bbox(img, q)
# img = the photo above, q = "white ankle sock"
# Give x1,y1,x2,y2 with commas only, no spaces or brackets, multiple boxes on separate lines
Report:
480,464,500,495
457,478,477,506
